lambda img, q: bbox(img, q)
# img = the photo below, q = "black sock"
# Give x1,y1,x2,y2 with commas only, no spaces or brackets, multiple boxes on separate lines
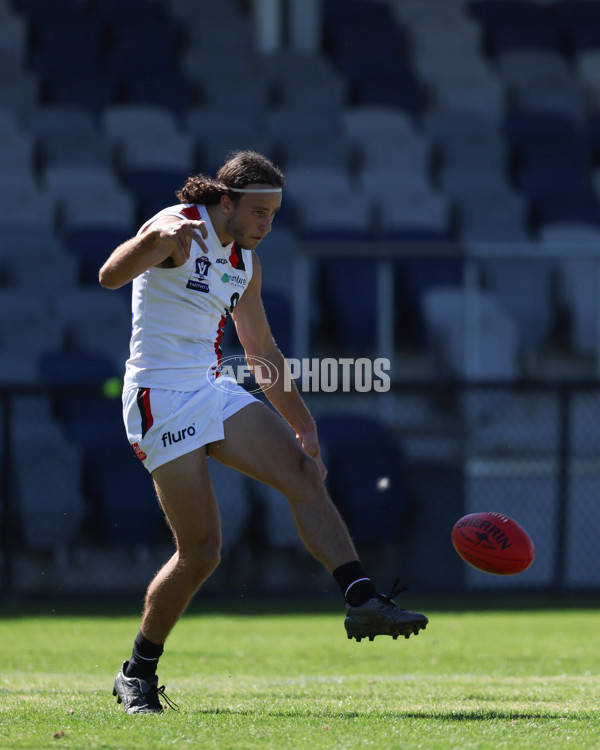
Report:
333,561,377,606
125,630,164,679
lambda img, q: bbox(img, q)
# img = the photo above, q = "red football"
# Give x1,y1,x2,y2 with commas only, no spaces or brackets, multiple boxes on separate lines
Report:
451,512,535,575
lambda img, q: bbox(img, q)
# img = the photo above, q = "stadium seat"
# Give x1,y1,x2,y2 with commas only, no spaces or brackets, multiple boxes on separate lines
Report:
439,165,511,198
5,250,79,297
297,190,373,242
261,288,294,357
482,257,556,352
456,187,531,244
378,187,451,242
84,443,165,548
263,53,348,113
342,105,418,144
0,226,66,264
0,352,41,385
0,177,56,231
531,189,600,228
103,104,194,171
359,132,431,175
44,69,120,114
470,0,563,54
53,288,131,370
43,164,137,255
184,13,253,58
576,50,600,109
538,222,600,355
30,16,104,77
315,254,378,351
422,285,519,379
167,0,242,23
282,165,356,221
553,0,600,52
255,225,300,298
395,257,465,348
44,164,121,200
0,12,28,65
13,433,87,553
65,227,134,286
28,104,114,167
498,50,573,90
316,414,409,545
0,289,64,358
121,72,198,115
95,0,166,22
263,108,349,170
0,125,34,171
429,70,507,117
39,350,119,386
359,168,432,200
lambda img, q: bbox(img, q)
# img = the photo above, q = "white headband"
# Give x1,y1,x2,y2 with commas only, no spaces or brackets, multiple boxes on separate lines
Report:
229,187,282,194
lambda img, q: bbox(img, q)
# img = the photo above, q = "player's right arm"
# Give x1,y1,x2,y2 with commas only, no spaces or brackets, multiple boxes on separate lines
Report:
98,216,209,290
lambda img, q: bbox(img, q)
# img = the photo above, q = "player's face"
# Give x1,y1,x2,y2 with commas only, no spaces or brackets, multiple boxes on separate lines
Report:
223,185,282,249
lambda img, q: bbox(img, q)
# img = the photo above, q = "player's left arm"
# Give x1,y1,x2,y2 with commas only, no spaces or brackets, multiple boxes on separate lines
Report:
231,252,327,477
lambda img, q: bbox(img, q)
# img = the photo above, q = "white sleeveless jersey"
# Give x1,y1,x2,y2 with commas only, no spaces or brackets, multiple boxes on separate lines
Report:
124,204,253,391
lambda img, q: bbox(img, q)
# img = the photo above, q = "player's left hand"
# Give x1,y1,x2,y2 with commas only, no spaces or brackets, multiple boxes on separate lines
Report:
297,430,327,479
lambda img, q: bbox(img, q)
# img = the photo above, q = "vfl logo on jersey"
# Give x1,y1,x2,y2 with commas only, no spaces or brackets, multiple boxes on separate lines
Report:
186,256,212,293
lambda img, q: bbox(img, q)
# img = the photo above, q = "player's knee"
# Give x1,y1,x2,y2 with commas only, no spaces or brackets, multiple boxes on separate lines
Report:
293,452,323,495
180,537,221,582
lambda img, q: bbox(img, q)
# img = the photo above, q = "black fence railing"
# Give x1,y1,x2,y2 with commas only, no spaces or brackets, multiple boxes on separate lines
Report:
1,380,600,599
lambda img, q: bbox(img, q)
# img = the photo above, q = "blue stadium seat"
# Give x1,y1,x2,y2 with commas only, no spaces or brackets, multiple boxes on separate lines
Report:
45,70,120,114
261,288,293,357
316,414,408,546
316,257,378,351
395,257,465,348
553,1,600,52
123,169,190,223
85,443,165,547
121,72,197,114
65,227,134,284
532,189,600,227
30,17,104,76
470,0,563,54
39,350,119,386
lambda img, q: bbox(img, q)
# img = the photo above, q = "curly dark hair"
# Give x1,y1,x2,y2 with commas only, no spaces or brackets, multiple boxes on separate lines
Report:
175,150,285,205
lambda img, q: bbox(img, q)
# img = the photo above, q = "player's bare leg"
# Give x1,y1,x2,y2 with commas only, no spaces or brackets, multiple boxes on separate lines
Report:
208,402,358,572
113,449,221,713
143,449,222,643
209,402,428,642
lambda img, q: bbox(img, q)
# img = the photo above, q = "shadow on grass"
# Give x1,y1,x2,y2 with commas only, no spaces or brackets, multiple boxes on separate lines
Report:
0,591,599,619
191,706,578,722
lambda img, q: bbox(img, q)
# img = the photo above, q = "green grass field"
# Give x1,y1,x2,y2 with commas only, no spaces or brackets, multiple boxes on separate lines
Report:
0,598,599,749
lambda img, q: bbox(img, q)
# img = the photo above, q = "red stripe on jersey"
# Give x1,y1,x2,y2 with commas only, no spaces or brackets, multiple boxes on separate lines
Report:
229,241,245,270
181,205,201,221
214,314,227,369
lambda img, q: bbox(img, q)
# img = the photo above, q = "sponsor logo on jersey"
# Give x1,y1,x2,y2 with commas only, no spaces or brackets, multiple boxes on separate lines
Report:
220,272,247,288
216,258,228,264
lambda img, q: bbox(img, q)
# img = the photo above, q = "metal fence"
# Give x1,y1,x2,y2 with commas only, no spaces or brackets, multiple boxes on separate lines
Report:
1,380,600,599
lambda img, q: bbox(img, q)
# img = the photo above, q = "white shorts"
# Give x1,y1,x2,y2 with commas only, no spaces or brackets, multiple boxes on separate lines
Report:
123,376,258,473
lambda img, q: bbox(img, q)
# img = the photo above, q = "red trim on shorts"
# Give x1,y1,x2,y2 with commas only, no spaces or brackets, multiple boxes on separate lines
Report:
136,387,154,438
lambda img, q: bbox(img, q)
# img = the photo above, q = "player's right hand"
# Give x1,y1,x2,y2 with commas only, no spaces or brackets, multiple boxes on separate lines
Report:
157,219,209,266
